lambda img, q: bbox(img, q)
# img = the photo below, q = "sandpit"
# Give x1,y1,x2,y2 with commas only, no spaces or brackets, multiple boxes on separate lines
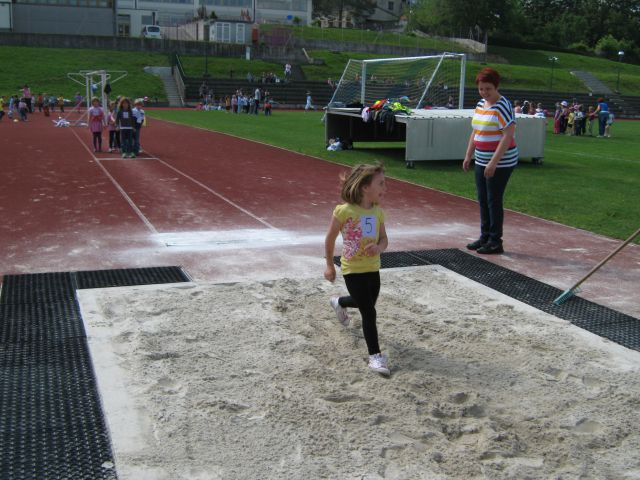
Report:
78,266,640,480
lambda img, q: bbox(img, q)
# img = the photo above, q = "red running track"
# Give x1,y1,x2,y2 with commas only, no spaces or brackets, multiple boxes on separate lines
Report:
1,111,638,318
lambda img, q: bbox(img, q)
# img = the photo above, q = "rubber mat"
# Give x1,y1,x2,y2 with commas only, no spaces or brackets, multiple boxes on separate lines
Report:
0,301,84,344
75,266,191,289
335,249,640,351
0,338,117,479
0,272,76,305
0,265,192,479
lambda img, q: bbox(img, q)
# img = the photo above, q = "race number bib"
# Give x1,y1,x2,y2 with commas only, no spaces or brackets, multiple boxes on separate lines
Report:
360,215,377,238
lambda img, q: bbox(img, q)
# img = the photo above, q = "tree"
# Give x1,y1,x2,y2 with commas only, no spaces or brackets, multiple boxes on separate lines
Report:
410,0,518,37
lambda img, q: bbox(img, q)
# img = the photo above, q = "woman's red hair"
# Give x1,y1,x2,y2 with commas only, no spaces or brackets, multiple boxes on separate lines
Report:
475,68,501,88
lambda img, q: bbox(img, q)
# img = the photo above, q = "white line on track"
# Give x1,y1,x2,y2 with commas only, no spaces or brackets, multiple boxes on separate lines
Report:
71,128,278,237
70,128,159,235
143,152,278,231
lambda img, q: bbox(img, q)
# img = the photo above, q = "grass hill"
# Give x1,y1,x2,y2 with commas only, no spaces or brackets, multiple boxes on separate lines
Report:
2,35,640,102
0,46,169,101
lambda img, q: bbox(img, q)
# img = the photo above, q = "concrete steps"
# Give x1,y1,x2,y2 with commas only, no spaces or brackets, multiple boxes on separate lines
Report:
145,66,183,107
570,70,612,94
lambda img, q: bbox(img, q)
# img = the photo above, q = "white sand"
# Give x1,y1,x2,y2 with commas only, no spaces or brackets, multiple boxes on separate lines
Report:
78,266,640,480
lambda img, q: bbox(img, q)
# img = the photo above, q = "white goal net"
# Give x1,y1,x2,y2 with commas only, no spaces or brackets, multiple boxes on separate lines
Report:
328,53,466,110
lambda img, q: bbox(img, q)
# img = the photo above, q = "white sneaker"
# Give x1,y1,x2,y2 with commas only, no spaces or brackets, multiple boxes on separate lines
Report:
368,353,390,376
330,297,349,326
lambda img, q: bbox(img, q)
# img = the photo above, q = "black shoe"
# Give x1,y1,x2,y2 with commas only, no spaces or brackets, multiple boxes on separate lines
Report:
476,243,504,254
466,239,488,250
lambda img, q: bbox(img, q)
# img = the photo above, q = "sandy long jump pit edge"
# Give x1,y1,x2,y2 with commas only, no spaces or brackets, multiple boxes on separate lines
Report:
77,266,640,480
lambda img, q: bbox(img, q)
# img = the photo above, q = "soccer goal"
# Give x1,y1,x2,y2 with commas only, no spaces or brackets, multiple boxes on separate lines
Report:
63,70,127,126
327,53,466,110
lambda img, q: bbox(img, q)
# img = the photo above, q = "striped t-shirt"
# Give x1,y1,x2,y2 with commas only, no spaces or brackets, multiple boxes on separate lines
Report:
472,96,519,168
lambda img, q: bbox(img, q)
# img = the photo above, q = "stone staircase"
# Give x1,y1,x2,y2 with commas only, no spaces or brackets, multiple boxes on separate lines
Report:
144,66,183,107
570,70,627,115
571,70,612,94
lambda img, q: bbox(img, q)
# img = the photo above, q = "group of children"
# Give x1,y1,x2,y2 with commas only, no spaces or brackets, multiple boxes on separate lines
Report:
88,96,145,158
196,89,274,116
553,100,614,137
0,93,67,123
0,94,65,122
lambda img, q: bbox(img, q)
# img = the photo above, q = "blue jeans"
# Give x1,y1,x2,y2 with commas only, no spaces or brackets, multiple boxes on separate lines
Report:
133,127,142,154
474,164,514,244
598,111,608,136
120,129,133,154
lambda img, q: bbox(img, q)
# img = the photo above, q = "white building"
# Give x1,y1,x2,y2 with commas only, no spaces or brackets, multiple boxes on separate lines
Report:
3,0,311,37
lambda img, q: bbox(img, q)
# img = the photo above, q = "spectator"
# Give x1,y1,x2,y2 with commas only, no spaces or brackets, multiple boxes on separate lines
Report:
18,97,28,121
513,100,522,114
594,97,609,137
254,87,261,114
305,91,315,111
132,98,145,156
88,97,105,152
23,85,33,113
462,67,518,255
605,111,614,137
586,106,596,136
284,63,292,81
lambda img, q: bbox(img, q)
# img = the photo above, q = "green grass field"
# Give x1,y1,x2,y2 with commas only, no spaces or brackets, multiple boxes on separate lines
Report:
3,39,640,99
147,109,640,242
0,46,170,101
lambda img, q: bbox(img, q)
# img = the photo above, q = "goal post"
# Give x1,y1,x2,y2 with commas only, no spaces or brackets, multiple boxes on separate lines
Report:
328,53,466,110
64,70,127,126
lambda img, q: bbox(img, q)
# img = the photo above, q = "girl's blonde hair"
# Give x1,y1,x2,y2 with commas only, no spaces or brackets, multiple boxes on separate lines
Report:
340,163,384,205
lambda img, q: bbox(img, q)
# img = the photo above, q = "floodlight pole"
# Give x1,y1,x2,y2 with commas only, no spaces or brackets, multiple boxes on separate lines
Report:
616,50,624,93
548,56,558,91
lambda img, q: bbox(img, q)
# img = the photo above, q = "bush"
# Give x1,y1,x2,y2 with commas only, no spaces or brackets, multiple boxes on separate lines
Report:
595,34,621,59
568,42,592,54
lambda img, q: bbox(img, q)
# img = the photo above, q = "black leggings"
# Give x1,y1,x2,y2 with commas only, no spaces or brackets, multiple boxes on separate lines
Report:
92,132,102,151
339,271,381,355
109,130,120,149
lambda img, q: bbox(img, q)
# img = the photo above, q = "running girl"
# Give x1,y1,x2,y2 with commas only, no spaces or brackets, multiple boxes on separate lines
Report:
324,163,390,376
88,97,105,152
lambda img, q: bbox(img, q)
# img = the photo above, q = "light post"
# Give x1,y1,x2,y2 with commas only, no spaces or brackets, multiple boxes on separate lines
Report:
616,50,624,93
548,56,558,90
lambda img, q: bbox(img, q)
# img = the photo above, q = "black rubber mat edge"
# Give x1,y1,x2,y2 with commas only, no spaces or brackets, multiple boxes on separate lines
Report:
335,248,639,351
75,266,191,290
0,320,117,480
0,301,84,345
0,272,76,305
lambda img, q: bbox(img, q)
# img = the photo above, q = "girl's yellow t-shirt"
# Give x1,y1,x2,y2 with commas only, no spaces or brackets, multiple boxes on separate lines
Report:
333,203,385,275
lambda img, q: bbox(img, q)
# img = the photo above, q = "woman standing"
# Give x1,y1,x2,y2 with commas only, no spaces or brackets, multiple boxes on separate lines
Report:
463,67,518,255
594,97,609,137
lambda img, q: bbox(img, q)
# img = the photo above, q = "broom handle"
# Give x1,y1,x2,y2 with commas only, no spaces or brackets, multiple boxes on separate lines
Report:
568,227,640,291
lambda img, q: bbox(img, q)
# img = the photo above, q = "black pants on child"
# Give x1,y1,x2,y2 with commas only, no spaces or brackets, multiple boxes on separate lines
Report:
109,130,120,150
339,271,381,355
92,132,102,151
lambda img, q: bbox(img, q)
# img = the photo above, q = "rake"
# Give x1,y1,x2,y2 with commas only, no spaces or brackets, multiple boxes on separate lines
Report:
553,226,640,305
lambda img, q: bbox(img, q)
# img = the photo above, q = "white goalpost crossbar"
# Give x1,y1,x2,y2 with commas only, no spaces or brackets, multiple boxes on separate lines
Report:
328,53,466,110
64,70,127,126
